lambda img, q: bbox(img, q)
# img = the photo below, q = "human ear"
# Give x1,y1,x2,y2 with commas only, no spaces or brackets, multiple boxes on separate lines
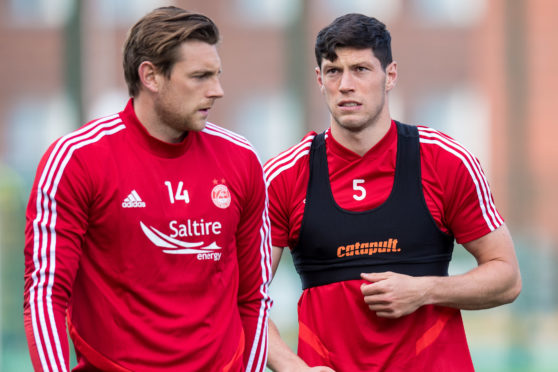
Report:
385,61,398,91
315,67,325,93
138,61,160,93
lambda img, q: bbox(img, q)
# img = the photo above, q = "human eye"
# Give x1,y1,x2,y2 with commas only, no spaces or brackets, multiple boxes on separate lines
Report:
191,69,219,80
325,67,339,75
355,65,369,72
193,72,211,80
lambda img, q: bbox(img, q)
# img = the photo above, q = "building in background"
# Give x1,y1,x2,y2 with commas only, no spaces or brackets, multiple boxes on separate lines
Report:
0,0,556,370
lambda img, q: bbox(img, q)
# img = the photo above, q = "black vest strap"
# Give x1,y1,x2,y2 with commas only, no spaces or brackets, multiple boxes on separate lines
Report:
293,123,454,289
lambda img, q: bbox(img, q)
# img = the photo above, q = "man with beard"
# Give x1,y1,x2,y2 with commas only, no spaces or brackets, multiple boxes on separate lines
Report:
24,7,271,371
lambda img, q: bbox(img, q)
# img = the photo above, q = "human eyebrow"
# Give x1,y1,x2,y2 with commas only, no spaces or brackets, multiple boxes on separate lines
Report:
351,60,374,70
324,66,340,73
352,64,370,72
321,61,341,73
190,68,221,78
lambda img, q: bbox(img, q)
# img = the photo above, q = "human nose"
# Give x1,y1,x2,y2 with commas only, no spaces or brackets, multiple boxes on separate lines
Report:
338,71,355,92
208,78,224,98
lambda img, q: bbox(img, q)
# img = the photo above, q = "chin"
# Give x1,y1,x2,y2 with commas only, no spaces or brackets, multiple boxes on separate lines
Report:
337,120,367,131
191,121,208,132
179,117,205,132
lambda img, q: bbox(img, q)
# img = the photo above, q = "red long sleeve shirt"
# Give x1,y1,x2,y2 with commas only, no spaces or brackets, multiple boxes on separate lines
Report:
24,99,272,372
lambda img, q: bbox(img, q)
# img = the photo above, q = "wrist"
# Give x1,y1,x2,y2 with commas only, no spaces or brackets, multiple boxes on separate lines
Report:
421,276,439,306
269,354,308,372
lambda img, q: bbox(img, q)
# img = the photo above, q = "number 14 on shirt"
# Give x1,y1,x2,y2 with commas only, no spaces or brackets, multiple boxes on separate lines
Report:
165,181,190,204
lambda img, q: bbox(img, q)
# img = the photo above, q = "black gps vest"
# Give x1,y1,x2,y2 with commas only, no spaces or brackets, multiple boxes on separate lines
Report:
292,122,454,290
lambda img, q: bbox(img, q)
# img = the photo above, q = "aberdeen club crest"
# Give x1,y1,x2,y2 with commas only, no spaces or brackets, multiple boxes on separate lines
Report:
211,181,231,209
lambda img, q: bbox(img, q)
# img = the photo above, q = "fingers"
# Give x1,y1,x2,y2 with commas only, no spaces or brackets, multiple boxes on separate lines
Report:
359,271,415,318
360,271,393,283
361,281,391,313
359,271,392,296
375,310,400,319
360,282,382,296
362,292,391,310
365,299,406,319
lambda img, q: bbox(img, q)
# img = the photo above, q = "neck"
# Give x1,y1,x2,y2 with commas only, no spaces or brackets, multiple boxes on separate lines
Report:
133,93,185,144
330,115,392,157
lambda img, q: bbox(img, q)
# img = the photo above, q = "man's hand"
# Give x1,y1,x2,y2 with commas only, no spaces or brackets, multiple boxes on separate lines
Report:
268,247,336,372
289,366,335,372
360,271,430,318
360,225,521,318
267,317,335,372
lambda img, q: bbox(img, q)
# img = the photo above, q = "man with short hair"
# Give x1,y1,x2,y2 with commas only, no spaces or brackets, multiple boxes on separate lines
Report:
265,13,521,371
24,7,272,371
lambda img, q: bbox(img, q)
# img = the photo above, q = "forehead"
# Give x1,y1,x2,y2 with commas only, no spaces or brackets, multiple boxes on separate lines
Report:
174,40,221,69
321,47,379,67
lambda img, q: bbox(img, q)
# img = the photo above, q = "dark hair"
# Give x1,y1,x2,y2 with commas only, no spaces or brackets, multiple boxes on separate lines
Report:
123,6,220,97
315,13,392,70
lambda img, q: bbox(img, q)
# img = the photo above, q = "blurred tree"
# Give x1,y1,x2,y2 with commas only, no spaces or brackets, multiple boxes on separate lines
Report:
0,164,27,369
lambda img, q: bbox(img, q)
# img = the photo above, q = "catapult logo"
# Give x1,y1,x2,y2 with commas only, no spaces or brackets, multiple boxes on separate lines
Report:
140,219,223,261
337,238,401,258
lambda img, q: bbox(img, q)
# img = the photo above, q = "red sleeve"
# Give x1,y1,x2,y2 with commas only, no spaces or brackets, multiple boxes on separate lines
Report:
235,151,272,372
265,167,291,249
264,132,315,249
24,139,89,371
443,152,503,244
417,126,504,244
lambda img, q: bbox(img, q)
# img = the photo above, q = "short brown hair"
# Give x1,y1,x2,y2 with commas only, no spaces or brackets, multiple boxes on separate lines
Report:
123,6,220,97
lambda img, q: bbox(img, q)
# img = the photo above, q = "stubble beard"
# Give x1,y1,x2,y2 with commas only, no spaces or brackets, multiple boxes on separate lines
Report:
333,94,386,134
154,96,205,137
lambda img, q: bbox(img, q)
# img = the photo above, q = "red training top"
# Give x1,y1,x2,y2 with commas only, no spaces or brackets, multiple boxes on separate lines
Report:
24,99,272,372
264,121,502,371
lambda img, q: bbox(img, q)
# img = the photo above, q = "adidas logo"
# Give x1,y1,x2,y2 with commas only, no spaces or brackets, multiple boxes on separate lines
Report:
122,190,146,208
